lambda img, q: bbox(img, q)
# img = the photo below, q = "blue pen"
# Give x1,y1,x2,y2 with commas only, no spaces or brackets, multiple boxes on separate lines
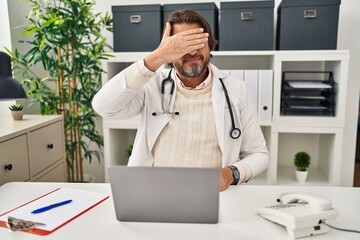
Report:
31,200,73,214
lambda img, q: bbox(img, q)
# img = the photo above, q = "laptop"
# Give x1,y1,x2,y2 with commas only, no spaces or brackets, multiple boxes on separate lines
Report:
108,166,219,223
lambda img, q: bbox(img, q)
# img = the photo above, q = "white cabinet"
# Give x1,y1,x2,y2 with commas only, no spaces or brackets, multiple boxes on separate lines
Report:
100,50,352,186
0,115,66,185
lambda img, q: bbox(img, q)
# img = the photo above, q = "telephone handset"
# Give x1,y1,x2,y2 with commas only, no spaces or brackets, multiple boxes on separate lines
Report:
255,193,339,239
279,193,333,211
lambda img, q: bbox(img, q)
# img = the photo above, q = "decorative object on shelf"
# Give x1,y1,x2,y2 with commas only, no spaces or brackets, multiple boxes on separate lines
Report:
9,103,24,120
294,151,311,183
0,51,27,102
7,0,112,182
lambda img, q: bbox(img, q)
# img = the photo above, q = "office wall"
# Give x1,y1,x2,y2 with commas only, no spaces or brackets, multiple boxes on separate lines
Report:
6,0,360,184
0,0,14,114
336,1,360,185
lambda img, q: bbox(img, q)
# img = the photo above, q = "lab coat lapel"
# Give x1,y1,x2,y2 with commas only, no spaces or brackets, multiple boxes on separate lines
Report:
146,71,176,152
212,75,226,157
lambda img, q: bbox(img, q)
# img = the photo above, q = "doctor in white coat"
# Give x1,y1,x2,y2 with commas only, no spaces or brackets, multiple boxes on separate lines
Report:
92,9,268,191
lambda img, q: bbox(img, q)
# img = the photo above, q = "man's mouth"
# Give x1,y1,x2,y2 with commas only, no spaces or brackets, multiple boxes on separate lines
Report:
183,54,202,63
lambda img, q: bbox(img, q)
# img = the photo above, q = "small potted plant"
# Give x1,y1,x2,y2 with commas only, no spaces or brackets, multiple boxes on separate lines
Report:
294,151,311,183
9,104,24,121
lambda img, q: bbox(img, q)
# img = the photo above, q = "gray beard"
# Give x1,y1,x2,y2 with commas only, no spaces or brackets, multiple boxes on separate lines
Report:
174,60,209,78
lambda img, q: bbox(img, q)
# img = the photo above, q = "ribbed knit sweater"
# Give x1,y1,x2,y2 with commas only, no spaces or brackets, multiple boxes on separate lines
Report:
153,80,222,168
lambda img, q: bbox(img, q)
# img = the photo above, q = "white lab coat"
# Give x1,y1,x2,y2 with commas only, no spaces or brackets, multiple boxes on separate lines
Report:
92,62,269,179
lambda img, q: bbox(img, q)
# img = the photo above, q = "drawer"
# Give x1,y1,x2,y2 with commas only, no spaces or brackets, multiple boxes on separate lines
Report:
28,121,65,177
0,135,30,185
34,162,66,182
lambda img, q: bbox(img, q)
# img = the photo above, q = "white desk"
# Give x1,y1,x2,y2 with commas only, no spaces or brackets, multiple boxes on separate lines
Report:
0,182,359,240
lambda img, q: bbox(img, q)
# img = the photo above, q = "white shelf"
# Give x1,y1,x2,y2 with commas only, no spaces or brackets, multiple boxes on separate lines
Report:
276,167,331,186
103,116,140,129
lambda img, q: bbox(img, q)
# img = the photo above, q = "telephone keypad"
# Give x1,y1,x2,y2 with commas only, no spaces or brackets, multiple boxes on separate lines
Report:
266,204,296,209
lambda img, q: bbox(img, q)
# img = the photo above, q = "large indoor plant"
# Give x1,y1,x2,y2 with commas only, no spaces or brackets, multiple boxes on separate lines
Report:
7,0,112,182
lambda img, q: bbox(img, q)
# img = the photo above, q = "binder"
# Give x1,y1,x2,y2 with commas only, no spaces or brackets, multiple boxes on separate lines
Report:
220,69,232,76
244,70,259,111
258,70,273,123
0,187,109,235
229,70,244,81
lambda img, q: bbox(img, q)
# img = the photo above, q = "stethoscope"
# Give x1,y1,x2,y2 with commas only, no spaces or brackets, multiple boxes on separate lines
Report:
152,69,241,139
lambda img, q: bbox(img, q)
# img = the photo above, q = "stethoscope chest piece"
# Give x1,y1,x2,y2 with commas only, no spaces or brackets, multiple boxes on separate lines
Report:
230,128,241,139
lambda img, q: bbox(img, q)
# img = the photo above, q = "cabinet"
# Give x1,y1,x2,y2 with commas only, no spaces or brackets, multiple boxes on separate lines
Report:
0,115,66,185
100,50,351,186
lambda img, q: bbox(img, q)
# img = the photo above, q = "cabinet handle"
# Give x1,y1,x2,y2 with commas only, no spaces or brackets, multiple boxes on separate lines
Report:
130,15,141,24
241,12,253,21
47,143,54,149
4,164,13,171
304,9,317,19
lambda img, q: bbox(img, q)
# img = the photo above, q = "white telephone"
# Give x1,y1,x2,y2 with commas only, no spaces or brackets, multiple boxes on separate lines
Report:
255,193,339,239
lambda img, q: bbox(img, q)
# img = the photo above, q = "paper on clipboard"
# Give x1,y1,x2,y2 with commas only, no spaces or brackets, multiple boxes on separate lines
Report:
0,187,109,235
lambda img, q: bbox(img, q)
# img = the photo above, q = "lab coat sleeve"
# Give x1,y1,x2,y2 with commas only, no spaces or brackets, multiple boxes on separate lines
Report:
92,62,149,119
234,87,269,179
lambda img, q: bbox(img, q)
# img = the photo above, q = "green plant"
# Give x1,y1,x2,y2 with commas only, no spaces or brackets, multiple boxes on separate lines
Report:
125,144,133,159
7,0,112,182
9,104,24,111
294,151,311,171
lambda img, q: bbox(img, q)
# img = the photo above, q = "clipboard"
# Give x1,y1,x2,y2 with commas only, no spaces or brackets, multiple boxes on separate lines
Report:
0,187,109,235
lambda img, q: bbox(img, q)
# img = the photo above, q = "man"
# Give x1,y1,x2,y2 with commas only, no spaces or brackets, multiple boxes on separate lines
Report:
92,9,269,191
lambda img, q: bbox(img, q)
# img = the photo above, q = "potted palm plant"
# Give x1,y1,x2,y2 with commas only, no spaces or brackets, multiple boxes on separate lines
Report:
9,103,24,120
7,0,112,182
294,151,311,183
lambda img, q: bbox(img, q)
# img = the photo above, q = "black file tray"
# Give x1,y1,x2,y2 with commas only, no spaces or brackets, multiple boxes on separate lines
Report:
281,71,336,116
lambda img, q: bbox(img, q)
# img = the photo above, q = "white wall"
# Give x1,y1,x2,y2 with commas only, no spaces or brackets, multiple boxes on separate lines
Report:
0,0,14,114
0,0,12,51
336,0,360,185
6,0,360,184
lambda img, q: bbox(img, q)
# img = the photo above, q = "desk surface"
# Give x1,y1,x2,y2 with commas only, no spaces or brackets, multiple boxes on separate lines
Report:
0,182,359,240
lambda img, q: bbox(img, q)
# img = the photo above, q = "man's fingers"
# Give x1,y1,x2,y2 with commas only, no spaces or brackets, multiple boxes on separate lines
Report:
186,43,206,53
180,27,205,36
162,22,171,40
185,32,209,42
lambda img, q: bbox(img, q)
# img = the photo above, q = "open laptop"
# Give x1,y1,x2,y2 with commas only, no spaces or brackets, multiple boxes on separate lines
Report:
108,166,219,224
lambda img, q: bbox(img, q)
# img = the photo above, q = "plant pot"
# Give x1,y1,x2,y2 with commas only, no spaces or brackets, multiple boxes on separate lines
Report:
11,110,23,121
83,174,96,183
72,173,96,183
295,170,308,183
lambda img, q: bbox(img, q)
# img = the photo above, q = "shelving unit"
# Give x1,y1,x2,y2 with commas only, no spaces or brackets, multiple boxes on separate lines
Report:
100,50,351,186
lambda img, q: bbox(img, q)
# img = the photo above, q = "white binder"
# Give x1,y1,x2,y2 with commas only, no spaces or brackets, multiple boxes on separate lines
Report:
244,70,259,111
220,69,232,76
258,70,273,123
229,70,244,81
